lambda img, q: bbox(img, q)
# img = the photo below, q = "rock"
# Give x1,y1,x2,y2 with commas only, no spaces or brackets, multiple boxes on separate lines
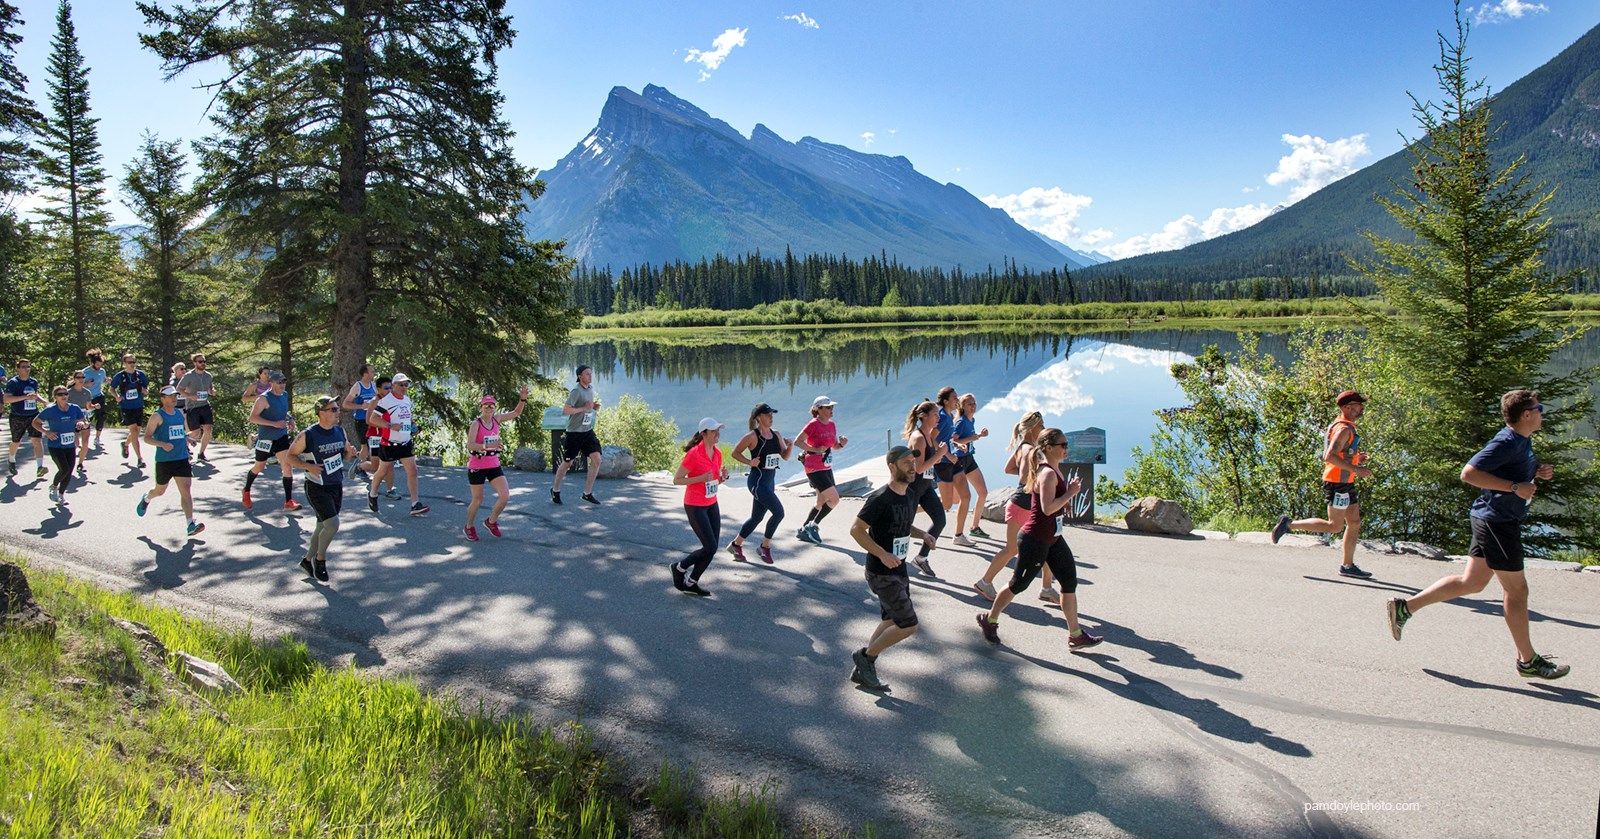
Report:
836,476,874,498
1394,541,1447,561
1237,531,1323,547
981,487,1015,523
1523,557,1585,571
1123,497,1194,536
1359,539,1399,555
1584,565,1600,573
596,445,635,479
174,652,243,696
0,563,55,639
511,447,546,472
415,455,443,468
111,618,166,656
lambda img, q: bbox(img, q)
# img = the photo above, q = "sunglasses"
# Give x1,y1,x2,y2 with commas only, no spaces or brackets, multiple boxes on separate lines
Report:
317,406,340,413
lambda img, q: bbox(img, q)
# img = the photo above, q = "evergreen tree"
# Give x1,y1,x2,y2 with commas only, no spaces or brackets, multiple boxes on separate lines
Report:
1357,4,1599,550
0,0,39,355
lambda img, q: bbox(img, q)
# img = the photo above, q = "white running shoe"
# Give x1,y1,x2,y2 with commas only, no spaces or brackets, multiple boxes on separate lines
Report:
1039,586,1061,605
953,533,975,547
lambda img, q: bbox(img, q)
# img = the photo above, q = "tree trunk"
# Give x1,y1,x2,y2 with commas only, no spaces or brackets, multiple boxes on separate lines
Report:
330,0,372,437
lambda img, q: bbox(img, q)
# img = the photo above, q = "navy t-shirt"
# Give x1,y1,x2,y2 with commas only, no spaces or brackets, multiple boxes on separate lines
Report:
5,377,40,416
110,370,149,409
857,484,918,577
1467,427,1537,523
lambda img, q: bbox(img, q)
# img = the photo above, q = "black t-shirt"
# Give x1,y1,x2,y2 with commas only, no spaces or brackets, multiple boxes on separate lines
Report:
857,483,918,577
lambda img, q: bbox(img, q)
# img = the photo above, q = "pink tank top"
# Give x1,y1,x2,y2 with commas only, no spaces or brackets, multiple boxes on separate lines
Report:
468,417,502,470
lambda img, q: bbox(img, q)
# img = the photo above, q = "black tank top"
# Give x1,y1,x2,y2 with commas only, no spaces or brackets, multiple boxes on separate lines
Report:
753,429,781,468
1009,444,1033,509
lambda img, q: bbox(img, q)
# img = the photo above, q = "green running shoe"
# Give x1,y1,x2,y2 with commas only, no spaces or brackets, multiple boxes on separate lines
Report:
1386,598,1410,641
1517,654,1570,680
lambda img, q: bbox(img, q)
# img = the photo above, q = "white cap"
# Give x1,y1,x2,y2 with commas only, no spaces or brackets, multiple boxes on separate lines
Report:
696,417,724,433
810,395,836,410
391,373,411,385
159,385,178,396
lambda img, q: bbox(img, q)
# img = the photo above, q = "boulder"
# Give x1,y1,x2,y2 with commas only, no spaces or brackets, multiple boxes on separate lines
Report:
0,563,55,639
1359,540,1400,555
511,447,546,472
415,455,443,468
1394,541,1447,561
1123,497,1194,536
111,618,166,656
981,487,1016,523
596,445,635,479
174,652,243,696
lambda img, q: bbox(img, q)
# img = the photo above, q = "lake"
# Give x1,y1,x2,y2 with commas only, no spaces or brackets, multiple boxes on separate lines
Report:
539,324,1599,488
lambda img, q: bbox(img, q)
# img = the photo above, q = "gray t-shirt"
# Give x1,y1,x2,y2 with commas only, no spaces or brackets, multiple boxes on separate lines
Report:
66,387,93,409
566,385,596,432
178,370,215,403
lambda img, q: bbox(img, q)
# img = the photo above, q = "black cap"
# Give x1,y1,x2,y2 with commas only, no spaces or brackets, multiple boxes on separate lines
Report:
576,365,592,379
886,445,916,465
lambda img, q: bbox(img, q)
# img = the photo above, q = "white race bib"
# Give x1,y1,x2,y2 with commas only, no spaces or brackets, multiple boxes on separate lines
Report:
704,478,719,498
57,431,75,447
581,411,595,430
323,454,344,475
763,453,781,470
892,536,910,560
254,438,274,453
21,399,34,412
195,390,208,402
482,434,501,452
125,389,140,401
1331,492,1352,511
921,467,934,481
366,436,381,450
168,425,185,441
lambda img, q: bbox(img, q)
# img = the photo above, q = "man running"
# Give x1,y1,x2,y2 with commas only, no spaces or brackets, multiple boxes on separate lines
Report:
64,371,93,475
1385,389,1569,680
342,363,379,475
34,385,87,504
288,396,356,582
366,372,428,517
244,371,300,512
81,349,108,448
1271,390,1374,579
4,358,45,479
847,445,930,692
551,364,602,505
108,353,150,468
177,353,215,462
136,386,204,537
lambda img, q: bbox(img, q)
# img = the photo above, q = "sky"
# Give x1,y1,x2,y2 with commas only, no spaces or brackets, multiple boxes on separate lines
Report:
7,0,1598,259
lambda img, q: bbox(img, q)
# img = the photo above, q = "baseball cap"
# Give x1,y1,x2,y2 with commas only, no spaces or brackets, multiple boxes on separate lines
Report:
1336,390,1368,406
479,394,497,406
886,445,916,465
267,371,286,383
696,417,724,433
576,365,592,379
160,385,178,396
810,395,836,410
752,402,776,416
392,373,411,385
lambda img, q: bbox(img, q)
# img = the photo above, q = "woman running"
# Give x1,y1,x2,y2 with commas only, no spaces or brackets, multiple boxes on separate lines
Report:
728,402,791,563
933,387,964,519
670,418,728,596
168,362,188,413
34,386,87,505
902,400,949,577
951,392,991,545
65,371,93,475
81,348,107,448
975,428,1102,650
241,366,271,406
135,386,204,537
973,412,1055,602
288,396,356,582
463,386,529,541
796,396,847,544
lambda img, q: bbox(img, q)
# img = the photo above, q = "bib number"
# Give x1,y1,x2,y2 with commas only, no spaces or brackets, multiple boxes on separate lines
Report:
168,425,185,442
892,537,910,560
125,389,140,401
21,399,34,412
195,390,208,402
323,453,344,477
763,453,780,470
255,438,274,453
921,467,934,481
704,479,719,498
58,431,75,447
582,411,595,430
367,436,381,450
482,435,501,453
1331,492,1351,511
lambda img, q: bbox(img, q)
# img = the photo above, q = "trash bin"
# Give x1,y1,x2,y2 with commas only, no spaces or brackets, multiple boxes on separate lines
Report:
541,406,584,473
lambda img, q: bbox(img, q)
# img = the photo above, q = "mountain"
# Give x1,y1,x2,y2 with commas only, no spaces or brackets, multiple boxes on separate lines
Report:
521,85,1075,272
1083,22,1600,285
1030,230,1104,269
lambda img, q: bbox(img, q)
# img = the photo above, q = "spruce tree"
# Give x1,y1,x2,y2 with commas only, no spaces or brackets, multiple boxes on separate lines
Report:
0,0,38,353
1358,3,1599,551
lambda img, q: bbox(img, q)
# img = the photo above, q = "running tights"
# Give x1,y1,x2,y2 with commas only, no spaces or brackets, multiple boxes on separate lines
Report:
739,471,784,541
1012,536,1078,595
680,503,720,583
309,515,339,562
916,481,946,547
48,447,73,493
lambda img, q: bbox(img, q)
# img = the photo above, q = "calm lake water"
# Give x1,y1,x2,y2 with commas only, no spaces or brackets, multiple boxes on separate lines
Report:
539,324,1600,487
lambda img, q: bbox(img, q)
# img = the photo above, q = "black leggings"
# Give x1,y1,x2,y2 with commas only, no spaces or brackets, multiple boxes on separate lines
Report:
915,479,946,539
90,397,106,432
739,470,784,541
1011,535,1078,595
682,503,720,581
48,447,74,493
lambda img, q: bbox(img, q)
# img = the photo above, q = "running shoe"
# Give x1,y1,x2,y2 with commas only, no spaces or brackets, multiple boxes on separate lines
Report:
807,523,823,544
121,441,128,458
581,493,600,505
136,459,145,469
727,541,746,562
35,465,46,479
912,555,935,577
1068,629,1105,650
969,525,991,540
1039,586,1061,605
1271,515,1291,544
953,533,975,547
313,560,329,583
670,562,688,592
1338,563,1373,579
197,452,208,463
5,460,14,477
136,495,149,517
242,487,253,510
758,544,774,564
485,520,502,538
796,525,816,544
47,488,59,503
973,579,998,602
299,555,315,578
283,499,302,512
850,648,889,692
367,493,378,513
550,489,562,505
976,613,1001,644
464,525,479,542
685,583,712,597
1517,654,1570,680
76,464,86,476
186,521,204,537
410,501,429,517
1386,598,1410,641
385,486,400,499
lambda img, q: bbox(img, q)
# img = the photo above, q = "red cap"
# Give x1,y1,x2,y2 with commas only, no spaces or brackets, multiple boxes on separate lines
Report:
1336,390,1368,406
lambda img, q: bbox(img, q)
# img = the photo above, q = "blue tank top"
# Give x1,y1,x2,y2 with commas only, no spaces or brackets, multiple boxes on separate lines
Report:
302,424,347,487
155,408,189,462
353,380,377,422
257,390,290,440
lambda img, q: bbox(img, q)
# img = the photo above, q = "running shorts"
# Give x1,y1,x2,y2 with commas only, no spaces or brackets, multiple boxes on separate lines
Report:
934,461,960,483
866,570,918,628
1468,517,1524,572
154,459,192,486
305,480,343,521
806,468,836,492
253,435,291,462
1011,535,1078,595
563,429,601,461
185,404,214,429
468,466,505,485
8,415,40,439
959,453,979,474
119,408,148,427
378,440,415,462
1004,500,1030,525
1322,481,1358,508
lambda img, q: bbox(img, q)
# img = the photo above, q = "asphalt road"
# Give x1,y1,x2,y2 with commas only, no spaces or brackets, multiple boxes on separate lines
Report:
3,437,1597,838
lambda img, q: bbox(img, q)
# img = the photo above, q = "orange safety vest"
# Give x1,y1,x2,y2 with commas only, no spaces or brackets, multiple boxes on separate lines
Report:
1321,418,1360,483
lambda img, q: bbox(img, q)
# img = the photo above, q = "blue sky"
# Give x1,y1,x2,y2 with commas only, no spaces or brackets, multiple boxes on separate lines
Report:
8,0,1597,258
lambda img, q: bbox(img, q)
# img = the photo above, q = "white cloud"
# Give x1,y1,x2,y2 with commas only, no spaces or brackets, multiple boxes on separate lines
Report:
887,128,898,135
859,131,875,146
984,342,1193,418
780,12,819,29
980,186,1095,246
684,27,748,81
1099,203,1275,260
1473,0,1548,24
1264,133,1370,201
1080,228,1114,247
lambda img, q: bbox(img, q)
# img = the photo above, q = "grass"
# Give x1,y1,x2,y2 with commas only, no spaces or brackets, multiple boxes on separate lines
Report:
0,554,806,837
1545,548,1600,567
1199,510,1278,537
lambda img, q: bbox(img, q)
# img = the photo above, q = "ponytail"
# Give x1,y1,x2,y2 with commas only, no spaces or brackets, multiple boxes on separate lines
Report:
682,430,707,453
902,400,936,442
1023,428,1066,494
1008,411,1043,452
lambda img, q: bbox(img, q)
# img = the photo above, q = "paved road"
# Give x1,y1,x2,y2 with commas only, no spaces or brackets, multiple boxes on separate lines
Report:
3,438,1598,838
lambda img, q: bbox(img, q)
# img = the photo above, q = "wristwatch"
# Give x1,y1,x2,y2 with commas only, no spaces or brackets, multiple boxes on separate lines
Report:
1510,482,1520,493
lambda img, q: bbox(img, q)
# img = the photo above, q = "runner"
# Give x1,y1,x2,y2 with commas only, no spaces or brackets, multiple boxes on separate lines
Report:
33,385,87,504
135,386,203,537
950,392,991,546
670,418,728,596
728,403,791,563
901,400,948,576
463,386,529,541
108,353,150,468
287,396,356,582
64,371,93,475
4,358,45,479
1385,389,1569,680
551,364,602,505
1270,390,1374,578
933,386,965,522
341,363,379,474
177,353,215,462
976,427,1103,650
240,366,271,405
366,372,428,517
847,445,930,692
244,371,300,512
168,362,188,413
796,395,847,544
973,412,1059,603
80,349,107,448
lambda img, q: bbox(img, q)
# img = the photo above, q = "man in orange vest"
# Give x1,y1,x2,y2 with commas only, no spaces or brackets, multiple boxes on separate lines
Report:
1272,390,1373,578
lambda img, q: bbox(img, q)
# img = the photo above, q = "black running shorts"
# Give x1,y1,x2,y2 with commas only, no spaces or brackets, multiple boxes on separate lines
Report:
253,435,291,462
154,458,192,485
563,429,601,461
185,404,214,429
1468,517,1524,572
806,469,836,492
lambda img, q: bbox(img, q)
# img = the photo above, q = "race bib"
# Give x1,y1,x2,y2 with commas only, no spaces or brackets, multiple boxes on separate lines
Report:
323,454,344,475
405,423,417,434
921,467,935,481
57,431,75,447
704,478,718,498
1331,492,1351,511
483,434,501,452
21,399,34,412
254,438,274,453
195,390,208,402
822,448,833,466
168,425,185,441
892,536,910,560
581,411,594,430
763,453,780,470
367,436,381,450
125,389,140,401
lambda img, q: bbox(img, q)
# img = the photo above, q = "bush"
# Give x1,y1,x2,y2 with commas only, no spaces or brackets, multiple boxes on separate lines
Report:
597,394,680,471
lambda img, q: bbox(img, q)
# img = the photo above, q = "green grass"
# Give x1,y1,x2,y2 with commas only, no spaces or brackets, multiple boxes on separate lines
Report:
1545,548,1600,567
0,555,804,837
1199,510,1277,537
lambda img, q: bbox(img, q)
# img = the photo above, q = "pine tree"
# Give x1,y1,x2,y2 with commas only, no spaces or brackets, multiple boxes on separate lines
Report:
0,0,39,353
1357,3,1599,550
